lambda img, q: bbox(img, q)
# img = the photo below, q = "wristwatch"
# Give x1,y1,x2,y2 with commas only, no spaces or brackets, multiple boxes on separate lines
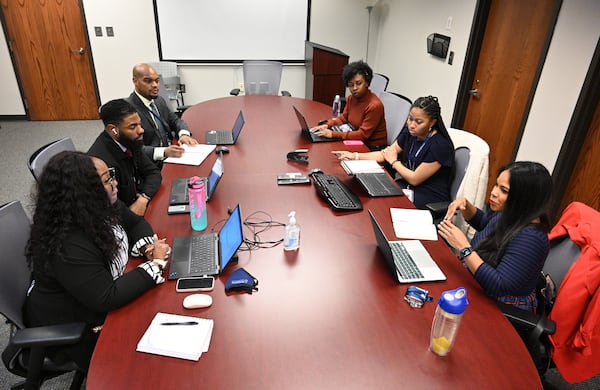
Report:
460,247,474,258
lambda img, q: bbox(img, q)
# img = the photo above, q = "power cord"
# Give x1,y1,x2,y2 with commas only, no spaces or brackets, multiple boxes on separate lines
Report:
243,210,285,250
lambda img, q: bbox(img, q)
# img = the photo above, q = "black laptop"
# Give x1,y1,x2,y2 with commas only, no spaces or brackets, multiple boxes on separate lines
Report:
293,106,338,143
169,155,224,205
205,110,245,145
168,204,244,280
354,172,404,197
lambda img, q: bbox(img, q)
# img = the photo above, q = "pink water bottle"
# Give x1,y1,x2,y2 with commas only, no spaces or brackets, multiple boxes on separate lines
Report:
188,176,207,231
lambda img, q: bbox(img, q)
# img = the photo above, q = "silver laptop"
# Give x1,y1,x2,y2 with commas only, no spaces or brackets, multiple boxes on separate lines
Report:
205,110,245,145
368,210,446,283
168,204,244,280
169,155,224,205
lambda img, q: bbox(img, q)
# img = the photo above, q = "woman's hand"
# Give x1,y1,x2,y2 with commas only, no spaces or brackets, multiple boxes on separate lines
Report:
381,147,397,165
437,219,470,250
331,150,356,160
311,124,332,138
445,197,469,221
144,234,171,263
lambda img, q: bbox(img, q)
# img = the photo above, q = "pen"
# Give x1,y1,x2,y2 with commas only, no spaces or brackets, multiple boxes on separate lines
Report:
160,321,199,326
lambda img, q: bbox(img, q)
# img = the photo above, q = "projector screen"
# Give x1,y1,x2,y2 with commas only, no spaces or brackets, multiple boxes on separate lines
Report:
154,0,310,63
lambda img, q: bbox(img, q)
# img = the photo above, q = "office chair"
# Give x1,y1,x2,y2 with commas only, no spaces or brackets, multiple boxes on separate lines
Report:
230,60,291,96
148,61,190,116
28,138,76,181
369,73,389,95
378,91,412,146
0,201,86,390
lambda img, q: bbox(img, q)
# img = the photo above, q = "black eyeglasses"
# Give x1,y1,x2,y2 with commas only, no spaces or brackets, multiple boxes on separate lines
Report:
102,167,116,186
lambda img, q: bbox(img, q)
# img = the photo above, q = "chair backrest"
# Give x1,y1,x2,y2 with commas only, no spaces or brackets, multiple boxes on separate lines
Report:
243,60,283,96
544,235,581,291
378,91,412,145
450,146,471,198
158,75,181,111
0,201,31,329
370,73,389,94
28,138,76,181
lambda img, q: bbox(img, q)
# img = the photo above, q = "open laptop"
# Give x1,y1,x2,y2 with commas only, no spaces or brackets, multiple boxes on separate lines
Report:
355,172,404,197
205,110,245,145
293,106,337,143
169,155,224,205
168,204,244,280
368,210,446,283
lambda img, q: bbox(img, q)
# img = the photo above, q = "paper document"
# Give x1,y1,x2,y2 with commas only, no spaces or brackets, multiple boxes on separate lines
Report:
341,160,384,175
164,144,216,166
137,312,214,361
390,208,438,241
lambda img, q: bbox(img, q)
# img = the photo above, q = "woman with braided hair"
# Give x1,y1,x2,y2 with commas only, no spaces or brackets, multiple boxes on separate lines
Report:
333,95,454,209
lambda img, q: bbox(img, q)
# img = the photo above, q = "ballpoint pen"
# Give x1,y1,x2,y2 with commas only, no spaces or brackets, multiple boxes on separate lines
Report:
159,321,199,326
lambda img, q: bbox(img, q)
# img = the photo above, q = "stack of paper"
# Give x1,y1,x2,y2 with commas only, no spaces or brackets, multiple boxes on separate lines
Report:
164,144,216,166
137,312,214,361
390,208,438,241
341,159,384,175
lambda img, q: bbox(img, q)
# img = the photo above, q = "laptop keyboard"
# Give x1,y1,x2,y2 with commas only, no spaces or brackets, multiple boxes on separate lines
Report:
356,173,403,197
311,173,363,211
189,234,216,274
390,241,423,280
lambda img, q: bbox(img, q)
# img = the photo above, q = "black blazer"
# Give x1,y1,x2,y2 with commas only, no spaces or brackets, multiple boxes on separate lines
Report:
126,92,191,165
88,131,162,206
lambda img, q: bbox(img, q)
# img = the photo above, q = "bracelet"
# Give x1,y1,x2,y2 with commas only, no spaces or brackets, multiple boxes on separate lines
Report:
354,152,359,160
138,193,151,201
390,160,399,167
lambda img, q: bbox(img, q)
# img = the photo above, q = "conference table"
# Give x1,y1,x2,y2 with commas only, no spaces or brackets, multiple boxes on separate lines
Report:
87,96,541,389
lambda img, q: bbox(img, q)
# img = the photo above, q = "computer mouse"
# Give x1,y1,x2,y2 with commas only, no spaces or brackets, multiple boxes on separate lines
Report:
308,168,323,176
215,146,230,154
183,293,213,309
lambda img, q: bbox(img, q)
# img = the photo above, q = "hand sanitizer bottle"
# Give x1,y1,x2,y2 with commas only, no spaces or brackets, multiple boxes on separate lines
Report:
332,95,341,118
284,211,300,251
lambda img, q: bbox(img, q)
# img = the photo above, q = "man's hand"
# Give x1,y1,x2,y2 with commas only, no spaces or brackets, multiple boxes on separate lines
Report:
178,134,199,145
130,197,149,216
164,145,185,158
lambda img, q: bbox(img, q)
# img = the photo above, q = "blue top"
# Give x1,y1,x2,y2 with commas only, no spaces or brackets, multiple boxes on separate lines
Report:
394,127,454,209
468,209,549,312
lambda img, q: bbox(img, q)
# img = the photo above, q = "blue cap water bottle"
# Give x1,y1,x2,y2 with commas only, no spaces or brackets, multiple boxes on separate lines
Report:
430,287,469,356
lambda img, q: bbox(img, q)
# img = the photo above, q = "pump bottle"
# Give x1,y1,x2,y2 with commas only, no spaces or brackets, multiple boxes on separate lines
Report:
332,95,341,118
284,211,300,251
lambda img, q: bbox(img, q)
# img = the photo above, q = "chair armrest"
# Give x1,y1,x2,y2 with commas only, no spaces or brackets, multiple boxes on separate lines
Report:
230,88,240,96
496,301,556,335
11,322,86,348
281,90,292,97
426,201,450,219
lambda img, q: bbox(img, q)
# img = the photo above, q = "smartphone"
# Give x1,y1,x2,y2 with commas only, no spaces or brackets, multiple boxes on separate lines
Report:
168,204,190,214
176,276,215,292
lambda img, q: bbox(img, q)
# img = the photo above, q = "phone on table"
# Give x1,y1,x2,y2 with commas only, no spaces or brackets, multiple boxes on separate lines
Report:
168,204,190,214
175,276,215,292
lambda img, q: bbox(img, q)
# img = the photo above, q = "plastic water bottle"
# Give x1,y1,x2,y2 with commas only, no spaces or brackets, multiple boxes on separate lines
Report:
283,211,300,251
430,287,469,356
332,95,341,118
188,176,208,231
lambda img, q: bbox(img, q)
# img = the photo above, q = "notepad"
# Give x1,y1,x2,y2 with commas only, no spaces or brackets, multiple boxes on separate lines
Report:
136,312,214,361
341,159,384,175
390,208,438,241
164,144,216,166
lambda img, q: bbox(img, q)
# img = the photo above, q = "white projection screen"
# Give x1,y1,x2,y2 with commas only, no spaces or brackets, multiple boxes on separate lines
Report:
154,0,310,62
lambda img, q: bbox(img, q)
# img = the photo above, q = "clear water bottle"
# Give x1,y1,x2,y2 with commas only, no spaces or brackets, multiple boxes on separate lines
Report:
188,176,208,231
430,287,469,356
283,211,300,251
332,95,341,118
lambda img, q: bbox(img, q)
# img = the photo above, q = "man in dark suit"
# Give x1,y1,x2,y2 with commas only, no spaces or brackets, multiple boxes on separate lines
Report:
126,63,199,168
88,99,162,216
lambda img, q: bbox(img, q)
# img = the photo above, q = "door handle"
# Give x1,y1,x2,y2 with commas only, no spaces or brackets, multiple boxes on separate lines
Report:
71,47,85,55
468,88,479,98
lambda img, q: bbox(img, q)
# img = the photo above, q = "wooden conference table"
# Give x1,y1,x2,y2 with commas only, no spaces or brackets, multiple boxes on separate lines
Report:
87,96,541,389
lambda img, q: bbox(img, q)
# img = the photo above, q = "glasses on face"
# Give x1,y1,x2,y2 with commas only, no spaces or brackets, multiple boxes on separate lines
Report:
102,167,116,186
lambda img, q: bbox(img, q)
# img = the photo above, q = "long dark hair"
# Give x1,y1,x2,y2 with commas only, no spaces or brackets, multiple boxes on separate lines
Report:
27,151,120,271
476,161,553,267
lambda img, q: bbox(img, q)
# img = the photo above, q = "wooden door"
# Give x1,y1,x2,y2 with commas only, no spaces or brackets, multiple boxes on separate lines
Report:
0,0,99,120
462,0,556,194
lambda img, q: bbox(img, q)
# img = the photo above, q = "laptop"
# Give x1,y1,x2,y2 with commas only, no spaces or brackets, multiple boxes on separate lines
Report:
293,106,338,143
168,204,244,280
205,110,245,145
354,172,404,197
368,210,446,283
169,155,224,205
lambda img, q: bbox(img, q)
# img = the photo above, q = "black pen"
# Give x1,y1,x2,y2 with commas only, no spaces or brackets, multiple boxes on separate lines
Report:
160,321,199,326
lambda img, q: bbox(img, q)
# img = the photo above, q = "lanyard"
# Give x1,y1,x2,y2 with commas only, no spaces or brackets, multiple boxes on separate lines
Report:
407,131,433,171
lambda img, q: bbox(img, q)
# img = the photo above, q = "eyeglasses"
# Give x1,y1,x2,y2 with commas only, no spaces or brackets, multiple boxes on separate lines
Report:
102,167,116,186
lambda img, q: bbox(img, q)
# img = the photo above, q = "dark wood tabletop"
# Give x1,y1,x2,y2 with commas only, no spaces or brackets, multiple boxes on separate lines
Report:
87,95,541,389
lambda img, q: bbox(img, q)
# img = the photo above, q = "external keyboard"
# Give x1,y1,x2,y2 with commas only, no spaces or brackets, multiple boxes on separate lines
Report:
390,242,424,280
310,173,363,211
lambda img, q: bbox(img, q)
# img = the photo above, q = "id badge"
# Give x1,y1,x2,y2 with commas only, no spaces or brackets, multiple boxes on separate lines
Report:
402,188,414,203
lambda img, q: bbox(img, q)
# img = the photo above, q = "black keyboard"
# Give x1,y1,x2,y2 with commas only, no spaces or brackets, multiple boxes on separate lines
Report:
311,173,363,211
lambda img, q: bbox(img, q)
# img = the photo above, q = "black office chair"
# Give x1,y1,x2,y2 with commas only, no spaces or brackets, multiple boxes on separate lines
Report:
28,138,76,181
0,201,86,390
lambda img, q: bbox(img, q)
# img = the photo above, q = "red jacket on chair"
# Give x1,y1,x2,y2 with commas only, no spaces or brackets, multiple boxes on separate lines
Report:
547,202,600,383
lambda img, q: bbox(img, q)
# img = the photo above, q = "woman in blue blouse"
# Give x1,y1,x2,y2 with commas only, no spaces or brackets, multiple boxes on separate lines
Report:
438,161,553,313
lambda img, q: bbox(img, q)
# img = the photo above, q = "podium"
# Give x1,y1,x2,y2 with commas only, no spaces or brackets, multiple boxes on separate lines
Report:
305,42,349,105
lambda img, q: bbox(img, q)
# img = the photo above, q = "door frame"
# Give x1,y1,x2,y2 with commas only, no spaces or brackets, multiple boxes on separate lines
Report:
0,0,100,120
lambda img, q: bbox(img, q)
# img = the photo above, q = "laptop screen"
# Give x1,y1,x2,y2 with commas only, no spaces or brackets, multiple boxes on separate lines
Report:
207,155,224,199
231,111,245,141
293,106,309,131
218,204,244,270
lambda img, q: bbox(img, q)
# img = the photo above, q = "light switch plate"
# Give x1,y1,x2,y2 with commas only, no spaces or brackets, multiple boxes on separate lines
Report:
106,26,114,37
94,26,102,37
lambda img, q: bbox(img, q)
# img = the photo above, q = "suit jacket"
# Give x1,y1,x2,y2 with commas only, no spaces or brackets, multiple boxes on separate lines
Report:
88,131,162,206
126,92,191,165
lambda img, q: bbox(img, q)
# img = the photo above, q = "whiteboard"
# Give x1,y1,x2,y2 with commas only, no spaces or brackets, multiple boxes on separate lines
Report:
155,0,310,62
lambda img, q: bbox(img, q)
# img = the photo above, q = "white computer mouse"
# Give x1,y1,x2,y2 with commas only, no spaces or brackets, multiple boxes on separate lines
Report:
183,294,213,309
